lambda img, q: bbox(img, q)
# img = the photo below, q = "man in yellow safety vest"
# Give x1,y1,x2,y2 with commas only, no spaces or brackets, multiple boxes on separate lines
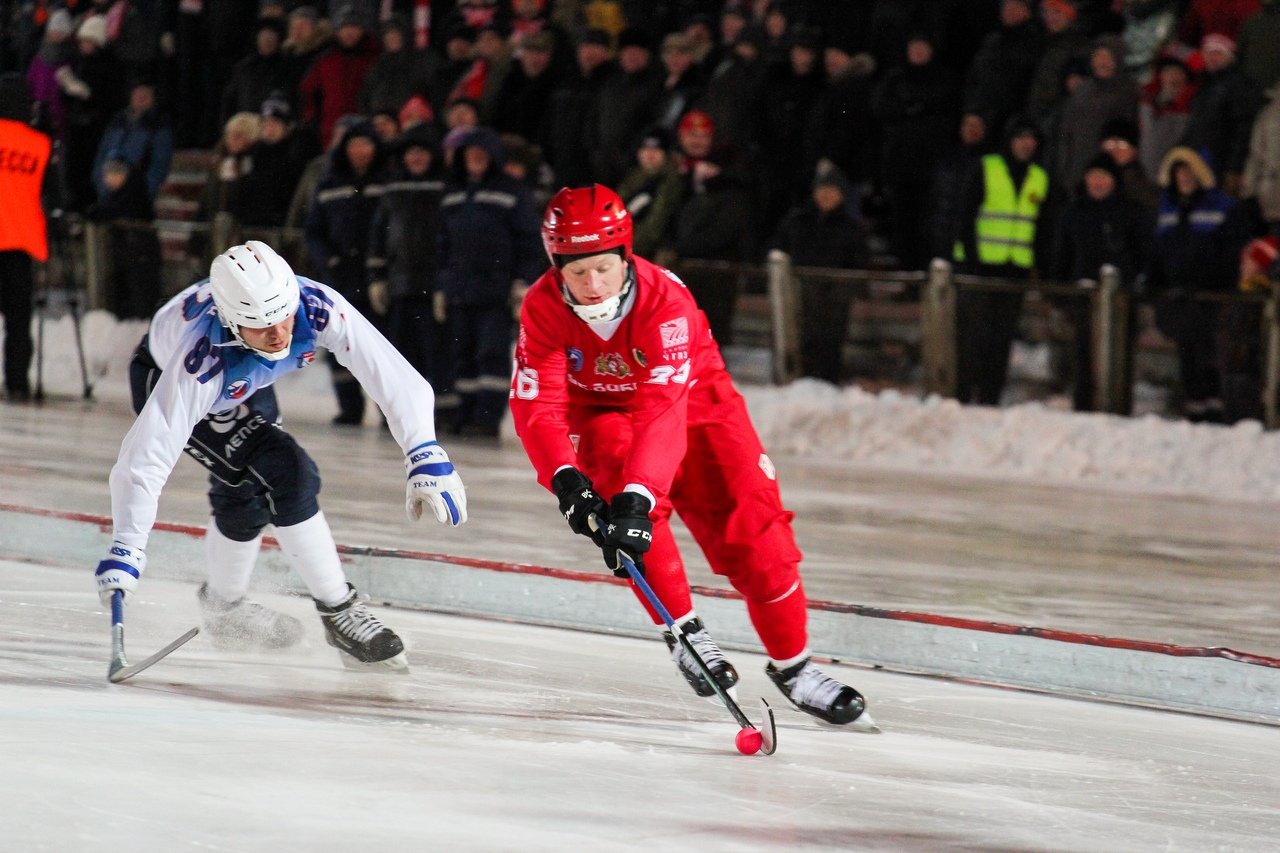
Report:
952,115,1051,405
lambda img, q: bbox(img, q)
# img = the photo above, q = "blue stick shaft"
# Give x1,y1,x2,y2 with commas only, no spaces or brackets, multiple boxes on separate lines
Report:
618,553,678,630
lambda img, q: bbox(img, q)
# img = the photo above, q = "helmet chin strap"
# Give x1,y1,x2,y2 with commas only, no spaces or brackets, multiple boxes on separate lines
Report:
563,263,635,324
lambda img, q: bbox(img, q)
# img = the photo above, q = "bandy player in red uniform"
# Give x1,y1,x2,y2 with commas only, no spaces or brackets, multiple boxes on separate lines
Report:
510,185,872,727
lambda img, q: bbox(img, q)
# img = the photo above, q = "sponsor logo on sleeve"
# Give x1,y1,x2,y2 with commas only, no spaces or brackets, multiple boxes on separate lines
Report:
659,318,689,349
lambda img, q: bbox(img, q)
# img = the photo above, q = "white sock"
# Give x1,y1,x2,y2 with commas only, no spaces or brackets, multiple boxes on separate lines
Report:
770,649,811,672
272,511,350,606
204,518,262,602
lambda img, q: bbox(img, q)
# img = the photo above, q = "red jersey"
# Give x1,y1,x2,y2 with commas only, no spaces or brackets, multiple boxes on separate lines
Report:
511,255,729,497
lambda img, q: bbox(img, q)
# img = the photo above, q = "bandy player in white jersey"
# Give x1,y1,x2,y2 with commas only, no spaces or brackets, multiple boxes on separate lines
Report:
94,242,467,670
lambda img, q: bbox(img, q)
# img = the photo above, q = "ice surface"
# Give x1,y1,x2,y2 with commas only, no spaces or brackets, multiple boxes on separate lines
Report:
4,562,1279,852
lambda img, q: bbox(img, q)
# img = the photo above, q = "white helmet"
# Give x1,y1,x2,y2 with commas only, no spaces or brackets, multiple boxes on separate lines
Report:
210,241,300,360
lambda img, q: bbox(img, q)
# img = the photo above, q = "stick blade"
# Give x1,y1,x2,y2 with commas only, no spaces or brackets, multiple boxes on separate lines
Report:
758,698,778,755
107,627,199,683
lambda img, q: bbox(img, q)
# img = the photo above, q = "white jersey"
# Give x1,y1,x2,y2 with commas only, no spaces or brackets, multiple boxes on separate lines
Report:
109,277,437,549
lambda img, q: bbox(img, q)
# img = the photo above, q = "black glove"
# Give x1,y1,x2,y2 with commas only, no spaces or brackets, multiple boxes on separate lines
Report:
551,467,608,544
601,491,653,578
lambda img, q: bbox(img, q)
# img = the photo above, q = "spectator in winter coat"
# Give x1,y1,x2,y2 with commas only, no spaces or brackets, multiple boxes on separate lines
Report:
305,118,391,426
962,0,1045,138
1050,35,1140,196
1144,146,1250,422
1050,153,1151,410
1181,33,1265,195
1238,0,1280,92
1178,0,1261,46
697,25,769,160
491,29,563,151
366,122,452,419
220,17,292,131
1218,235,1278,423
768,164,870,385
92,80,173,204
757,27,827,239
545,28,616,188
24,9,75,146
436,126,543,437
1242,84,1280,238
669,109,757,345
85,159,162,320
591,26,663,187
357,15,438,119
298,7,381,149
1138,51,1199,181
197,112,262,231
1026,0,1092,122
929,111,992,261
870,32,958,270
805,37,876,193
281,6,332,98
59,15,126,212
651,32,708,132
616,127,685,260
1098,117,1160,218
234,94,317,229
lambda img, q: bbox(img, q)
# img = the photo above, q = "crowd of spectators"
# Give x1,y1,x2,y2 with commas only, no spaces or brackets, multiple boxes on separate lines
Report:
2,0,1280,423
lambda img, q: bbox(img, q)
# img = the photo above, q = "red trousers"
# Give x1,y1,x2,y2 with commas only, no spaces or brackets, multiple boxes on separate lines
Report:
571,376,809,661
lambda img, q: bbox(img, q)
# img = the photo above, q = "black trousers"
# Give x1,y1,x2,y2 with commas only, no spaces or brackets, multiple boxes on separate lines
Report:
0,250,34,396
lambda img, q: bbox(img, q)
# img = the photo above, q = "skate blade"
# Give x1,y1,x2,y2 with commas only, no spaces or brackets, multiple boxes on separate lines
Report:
849,710,881,733
338,650,410,673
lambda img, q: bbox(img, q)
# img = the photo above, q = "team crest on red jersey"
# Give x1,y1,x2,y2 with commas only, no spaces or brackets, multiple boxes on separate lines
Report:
594,352,631,378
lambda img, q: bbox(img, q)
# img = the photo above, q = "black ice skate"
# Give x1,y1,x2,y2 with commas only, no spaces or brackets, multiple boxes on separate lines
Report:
197,583,304,650
766,658,878,730
664,617,739,700
315,584,408,672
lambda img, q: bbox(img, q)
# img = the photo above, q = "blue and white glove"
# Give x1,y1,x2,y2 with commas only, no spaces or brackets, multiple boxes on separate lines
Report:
405,441,468,525
94,541,146,606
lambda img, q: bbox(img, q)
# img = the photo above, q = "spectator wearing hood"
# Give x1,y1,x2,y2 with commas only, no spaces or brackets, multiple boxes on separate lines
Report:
1098,117,1160,217
1181,33,1265,195
367,122,452,419
436,126,543,437
952,114,1054,406
305,117,391,426
1144,146,1249,422
1050,152,1151,410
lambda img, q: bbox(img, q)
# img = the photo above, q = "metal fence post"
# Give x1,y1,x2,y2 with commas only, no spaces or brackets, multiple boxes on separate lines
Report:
766,249,800,384
1264,283,1280,429
1093,264,1127,413
82,221,110,312
921,257,956,397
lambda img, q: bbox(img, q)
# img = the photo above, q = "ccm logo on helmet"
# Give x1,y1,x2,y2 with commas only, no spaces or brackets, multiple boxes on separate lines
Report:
570,233,600,243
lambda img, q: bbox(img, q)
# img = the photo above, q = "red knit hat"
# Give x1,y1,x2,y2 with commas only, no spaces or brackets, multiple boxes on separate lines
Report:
1244,236,1279,270
677,109,715,136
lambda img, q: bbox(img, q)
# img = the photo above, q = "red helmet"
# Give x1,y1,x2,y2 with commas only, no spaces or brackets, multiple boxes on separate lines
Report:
541,184,632,263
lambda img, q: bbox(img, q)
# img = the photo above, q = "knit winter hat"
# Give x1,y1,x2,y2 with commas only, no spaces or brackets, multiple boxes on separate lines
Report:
1201,33,1236,56
77,15,108,47
46,9,74,38
677,109,714,136
1245,236,1279,271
